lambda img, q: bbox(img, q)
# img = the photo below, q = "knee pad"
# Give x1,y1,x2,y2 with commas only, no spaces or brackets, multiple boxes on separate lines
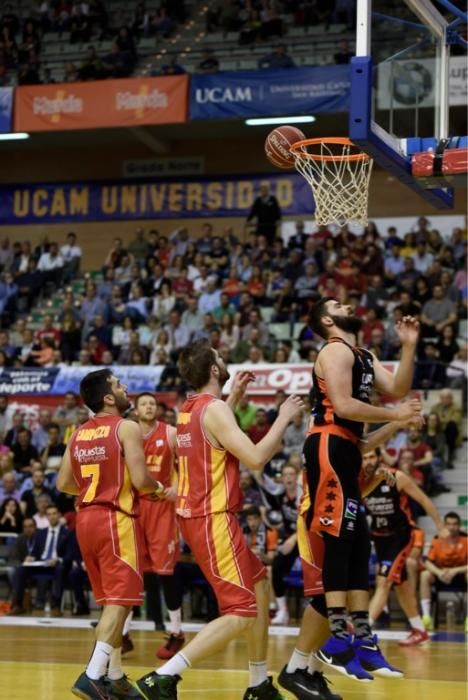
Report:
309,594,327,618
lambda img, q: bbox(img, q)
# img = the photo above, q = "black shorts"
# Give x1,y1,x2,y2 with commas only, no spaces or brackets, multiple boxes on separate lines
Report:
435,573,467,591
373,529,414,585
303,429,362,540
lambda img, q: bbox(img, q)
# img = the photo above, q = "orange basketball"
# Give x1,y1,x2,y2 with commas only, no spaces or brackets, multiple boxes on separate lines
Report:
265,125,306,169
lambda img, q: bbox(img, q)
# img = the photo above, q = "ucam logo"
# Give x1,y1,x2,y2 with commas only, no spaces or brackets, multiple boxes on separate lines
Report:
195,86,253,104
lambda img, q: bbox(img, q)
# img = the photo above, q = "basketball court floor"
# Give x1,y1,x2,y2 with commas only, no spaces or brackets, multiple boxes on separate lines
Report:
1,620,465,699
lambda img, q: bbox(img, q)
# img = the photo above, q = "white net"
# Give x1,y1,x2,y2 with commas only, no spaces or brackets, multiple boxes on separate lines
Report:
291,140,373,227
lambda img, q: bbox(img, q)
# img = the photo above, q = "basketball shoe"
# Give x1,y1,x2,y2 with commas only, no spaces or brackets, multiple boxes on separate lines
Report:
156,633,185,660
278,665,343,699
398,629,429,647
134,673,180,700
107,674,143,699
422,614,434,631
242,676,287,699
354,635,403,677
315,637,373,682
71,672,111,699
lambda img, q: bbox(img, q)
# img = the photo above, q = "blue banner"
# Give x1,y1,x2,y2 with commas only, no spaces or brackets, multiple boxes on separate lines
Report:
0,173,314,225
0,366,164,395
0,87,13,133
190,66,350,120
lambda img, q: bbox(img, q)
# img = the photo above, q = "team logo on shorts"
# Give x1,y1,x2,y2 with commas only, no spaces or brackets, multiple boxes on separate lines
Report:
345,498,358,520
319,516,334,527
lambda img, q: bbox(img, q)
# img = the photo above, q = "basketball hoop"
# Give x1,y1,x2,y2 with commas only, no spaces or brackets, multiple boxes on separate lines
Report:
289,137,373,227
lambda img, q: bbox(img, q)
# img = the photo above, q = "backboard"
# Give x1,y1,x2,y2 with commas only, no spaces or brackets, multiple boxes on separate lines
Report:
349,0,467,208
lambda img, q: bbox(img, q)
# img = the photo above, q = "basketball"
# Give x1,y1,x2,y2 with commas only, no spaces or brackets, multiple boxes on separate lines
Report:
265,125,306,169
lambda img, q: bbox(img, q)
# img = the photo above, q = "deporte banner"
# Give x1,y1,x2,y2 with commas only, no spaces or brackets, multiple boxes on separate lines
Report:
0,173,314,225
0,87,13,133
14,75,188,131
190,65,350,120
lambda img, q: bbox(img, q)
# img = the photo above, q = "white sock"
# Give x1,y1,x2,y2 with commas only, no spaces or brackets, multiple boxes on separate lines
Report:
86,641,112,680
307,655,321,674
157,651,191,677
122,611,133,636
409,615,425,632
276,597,287,613
108,647,123,681
249,661,268,687
167,608,182,635
369,617,374,627
421,599,431,617
286,648,309,673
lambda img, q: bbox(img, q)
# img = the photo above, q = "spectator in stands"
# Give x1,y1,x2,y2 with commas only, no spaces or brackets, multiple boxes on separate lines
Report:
126,283,150,322
334,39,354,63
0,394,10,443
403,425,437,494
423,413,447,470
243,505,278,565
0,273,17,321
31,408,53,453
152,281,175,322
0,471,21,504
0,497,23,533
198,278,222,315
437,324,460,364
16,259,42,312
127,227,152,262
20,468,54,517
239,470,263,523
247,408,271,444
384,245,405,281
246,184,282,242
421,284,458,340
53,392,80,435
259,44,294,69
70,4,92,44
42,67,55,84
420,511,467,630
164,309,190,353
8,503,69,616
196,48,219,74
11,428,39,478
80,280,108,337
60,232,82,282
430,389,463,468
234,394,257,431
30,337,56,367
4,413,25,449
412,241,434,273
37,242,64,290
414,342,447,390
131,1,150,37
33,493,52,529
41,423,66,476
7,517,37,588
282,412,306,457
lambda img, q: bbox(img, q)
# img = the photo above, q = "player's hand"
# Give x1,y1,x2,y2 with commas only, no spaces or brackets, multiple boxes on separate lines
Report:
23,555,34,564
278,395,305,422
437,525,450,540
47,559,58,567
229,370,256,402
375,466,396,487
395,316,420,346
394,399,422,423
163,485,177,502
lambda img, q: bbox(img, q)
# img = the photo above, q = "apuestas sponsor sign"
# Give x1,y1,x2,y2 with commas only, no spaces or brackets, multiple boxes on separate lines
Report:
122,157,205,178
190,65,350,119
14,75,188,131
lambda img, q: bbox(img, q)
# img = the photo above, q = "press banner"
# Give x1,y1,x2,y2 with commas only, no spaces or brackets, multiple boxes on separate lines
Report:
0,173,314,224
190,65,350,119
0,87,13,133
14,75,188,131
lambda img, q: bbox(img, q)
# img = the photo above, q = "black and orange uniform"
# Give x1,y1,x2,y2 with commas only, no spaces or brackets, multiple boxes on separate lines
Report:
139,421,179,574
365,472,416,584
300,337,373,594
176,392,266,617
69,414,144,605
427,533,468,589
244,523,279,559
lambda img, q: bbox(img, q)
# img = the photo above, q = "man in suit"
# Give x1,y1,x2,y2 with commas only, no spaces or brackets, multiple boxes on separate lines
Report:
8,504,69,615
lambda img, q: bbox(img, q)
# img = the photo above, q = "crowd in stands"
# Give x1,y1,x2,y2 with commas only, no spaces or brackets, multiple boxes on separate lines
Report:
0,205,465,621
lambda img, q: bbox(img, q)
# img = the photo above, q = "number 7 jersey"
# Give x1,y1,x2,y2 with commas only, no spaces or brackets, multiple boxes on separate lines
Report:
69,414,139,516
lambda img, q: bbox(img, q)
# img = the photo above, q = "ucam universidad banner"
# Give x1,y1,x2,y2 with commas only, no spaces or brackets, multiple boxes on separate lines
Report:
190,65,350,119
0,87,13,133
0,173,314,225
14,75,188,131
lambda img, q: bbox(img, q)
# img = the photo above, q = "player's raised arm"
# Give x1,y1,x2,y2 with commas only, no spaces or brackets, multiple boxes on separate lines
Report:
372,316,419,398
204,395,304,471
118,420,163,495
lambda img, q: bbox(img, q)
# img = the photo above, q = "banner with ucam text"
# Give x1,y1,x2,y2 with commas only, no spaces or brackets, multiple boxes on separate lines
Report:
0,172,314,225
14,75,188,132
0,363,398,397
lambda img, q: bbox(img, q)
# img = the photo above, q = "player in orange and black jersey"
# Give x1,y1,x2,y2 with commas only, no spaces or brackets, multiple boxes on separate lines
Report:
362,448,448,647
57,369,163,700
279,297,422,692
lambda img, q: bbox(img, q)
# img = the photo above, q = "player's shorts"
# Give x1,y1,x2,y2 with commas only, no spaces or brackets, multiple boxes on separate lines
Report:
303,425,362,540
178,511,267,617
76,505,144,606
373,528,414,585
297,512,325,596
139,498,180,575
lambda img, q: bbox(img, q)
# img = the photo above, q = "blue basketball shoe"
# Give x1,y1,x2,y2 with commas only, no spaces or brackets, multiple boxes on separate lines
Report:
353,635,403,678
315,636,373,682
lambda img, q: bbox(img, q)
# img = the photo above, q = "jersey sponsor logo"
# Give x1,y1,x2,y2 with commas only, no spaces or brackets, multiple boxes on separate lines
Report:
176,433,192,448
345,498,358,520
156,439,164,447
319,516,334,527
346,520,355,531
76,426,111,441
381,485,390,492
177,412,191,425
73,445,106,462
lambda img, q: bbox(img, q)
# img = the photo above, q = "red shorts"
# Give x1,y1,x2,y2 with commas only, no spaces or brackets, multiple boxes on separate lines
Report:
178,511,266,617
76,506,144,606
297,512,325,597
139,498,180,575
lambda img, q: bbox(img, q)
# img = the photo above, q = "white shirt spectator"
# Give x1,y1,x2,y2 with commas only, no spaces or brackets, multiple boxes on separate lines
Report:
198,287,222,314
60,243,82,263
412,250,434,273
38,252,64,271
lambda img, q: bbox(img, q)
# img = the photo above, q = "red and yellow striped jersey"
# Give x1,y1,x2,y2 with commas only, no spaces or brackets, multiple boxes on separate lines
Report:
176,393,241,518
141,421,174,500
69,414,138,516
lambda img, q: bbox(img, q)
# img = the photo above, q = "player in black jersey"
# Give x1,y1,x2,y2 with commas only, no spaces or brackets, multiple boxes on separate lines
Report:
282,297,422,688
362,448,448,647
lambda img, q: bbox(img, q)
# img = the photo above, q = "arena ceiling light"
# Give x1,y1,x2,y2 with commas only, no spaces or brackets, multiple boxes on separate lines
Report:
245,116,316,126
0,132,30,141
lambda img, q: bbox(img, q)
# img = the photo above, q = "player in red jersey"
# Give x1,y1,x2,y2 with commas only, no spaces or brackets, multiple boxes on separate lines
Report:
57,369,163,700
134,340,304,700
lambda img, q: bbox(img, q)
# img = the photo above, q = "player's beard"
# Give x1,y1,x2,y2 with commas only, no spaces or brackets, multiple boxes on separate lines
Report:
115,393,132,415
216,360,230,389
331,314,363,336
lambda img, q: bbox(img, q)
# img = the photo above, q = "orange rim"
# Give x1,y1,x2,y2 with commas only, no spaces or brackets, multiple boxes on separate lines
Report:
289,136,370,162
